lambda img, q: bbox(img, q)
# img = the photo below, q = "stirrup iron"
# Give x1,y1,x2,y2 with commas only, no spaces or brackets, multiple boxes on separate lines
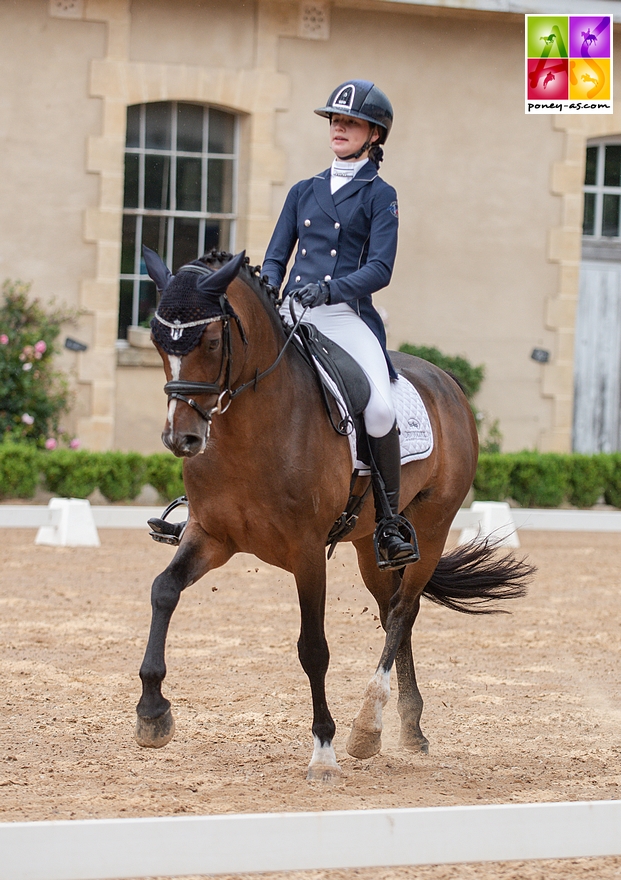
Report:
147,496,189,546
373,514,420,571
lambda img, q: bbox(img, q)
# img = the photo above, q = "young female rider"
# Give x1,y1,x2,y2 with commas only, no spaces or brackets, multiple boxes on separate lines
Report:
261,80,418,570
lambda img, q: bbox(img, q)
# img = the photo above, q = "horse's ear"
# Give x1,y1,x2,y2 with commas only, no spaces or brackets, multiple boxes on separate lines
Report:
142,245,172,291
196,251,246,295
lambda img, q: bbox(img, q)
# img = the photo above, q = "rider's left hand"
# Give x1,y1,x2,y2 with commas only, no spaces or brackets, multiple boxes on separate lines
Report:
296,280,330,308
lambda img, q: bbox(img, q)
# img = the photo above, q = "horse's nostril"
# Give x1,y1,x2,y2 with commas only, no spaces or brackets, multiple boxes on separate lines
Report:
181,434,204,456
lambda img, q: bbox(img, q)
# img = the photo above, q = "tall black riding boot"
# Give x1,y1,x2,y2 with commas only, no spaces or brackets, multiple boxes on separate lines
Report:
368,423,419,569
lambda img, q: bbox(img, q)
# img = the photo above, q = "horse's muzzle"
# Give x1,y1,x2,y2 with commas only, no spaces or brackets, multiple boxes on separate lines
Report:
161,429,206,458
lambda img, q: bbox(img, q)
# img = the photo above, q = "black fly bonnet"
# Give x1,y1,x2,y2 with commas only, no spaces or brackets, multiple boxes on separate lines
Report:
144,246,247,356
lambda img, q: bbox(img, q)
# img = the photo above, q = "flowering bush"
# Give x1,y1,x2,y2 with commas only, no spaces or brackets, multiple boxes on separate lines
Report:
0,280,73,446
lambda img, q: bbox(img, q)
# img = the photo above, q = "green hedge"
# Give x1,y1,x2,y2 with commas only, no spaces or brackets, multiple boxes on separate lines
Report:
1,444,621,509
474,452,615,508
0,443,42,499
0,445,183,503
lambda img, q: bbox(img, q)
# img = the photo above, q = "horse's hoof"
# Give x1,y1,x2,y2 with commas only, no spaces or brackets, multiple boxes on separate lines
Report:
346,719,382,759
306,763,343,783
135,707,175,748
399,732,429,754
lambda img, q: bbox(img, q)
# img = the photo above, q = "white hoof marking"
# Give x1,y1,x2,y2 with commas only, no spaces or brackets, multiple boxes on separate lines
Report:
307,735,341,778
355,668,391,734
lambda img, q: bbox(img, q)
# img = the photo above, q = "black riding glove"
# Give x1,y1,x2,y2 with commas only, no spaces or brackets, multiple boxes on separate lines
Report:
295,280,330,308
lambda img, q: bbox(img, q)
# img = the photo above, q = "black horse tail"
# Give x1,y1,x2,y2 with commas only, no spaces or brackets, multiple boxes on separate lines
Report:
422,537,534,615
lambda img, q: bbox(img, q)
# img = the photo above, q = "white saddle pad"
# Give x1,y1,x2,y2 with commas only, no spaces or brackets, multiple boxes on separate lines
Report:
317,367,434,473
355,374,434,474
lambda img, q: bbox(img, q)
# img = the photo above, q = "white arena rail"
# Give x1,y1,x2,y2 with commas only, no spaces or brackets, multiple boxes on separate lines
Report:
0,506,62,528
2,499,621,547
1,801,620,880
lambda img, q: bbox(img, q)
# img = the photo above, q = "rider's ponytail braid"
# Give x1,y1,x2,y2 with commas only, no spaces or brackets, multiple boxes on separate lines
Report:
368,143,384,167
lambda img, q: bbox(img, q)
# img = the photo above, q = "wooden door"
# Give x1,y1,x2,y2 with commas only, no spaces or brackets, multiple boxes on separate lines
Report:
573,260,621,452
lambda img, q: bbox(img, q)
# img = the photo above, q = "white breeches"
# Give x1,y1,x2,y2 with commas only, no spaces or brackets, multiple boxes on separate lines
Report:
283,299,396,438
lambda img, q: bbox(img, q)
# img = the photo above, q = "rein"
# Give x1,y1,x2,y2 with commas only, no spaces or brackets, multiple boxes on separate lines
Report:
163,289,308,429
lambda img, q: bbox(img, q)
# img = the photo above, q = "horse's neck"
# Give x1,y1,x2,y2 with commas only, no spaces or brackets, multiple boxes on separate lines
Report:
227,283,312,426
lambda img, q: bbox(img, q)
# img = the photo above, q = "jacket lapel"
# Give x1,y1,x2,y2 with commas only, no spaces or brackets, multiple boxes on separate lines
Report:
332,160,378,206
312,170,340,223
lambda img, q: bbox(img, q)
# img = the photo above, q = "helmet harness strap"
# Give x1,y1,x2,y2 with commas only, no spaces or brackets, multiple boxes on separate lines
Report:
330,118,381,161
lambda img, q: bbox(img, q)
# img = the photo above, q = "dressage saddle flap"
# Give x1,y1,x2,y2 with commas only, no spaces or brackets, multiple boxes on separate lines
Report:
296,322,371,417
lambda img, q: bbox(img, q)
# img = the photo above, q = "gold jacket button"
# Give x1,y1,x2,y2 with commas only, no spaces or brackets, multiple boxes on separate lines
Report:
334,222,340,229
324,275,331,281
330,249,337,257
304,219,311,227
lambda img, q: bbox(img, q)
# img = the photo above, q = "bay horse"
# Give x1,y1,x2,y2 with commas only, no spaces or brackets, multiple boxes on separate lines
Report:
136,248,531,780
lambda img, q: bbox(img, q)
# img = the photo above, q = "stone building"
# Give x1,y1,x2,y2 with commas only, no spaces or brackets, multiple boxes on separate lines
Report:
1,0,620,453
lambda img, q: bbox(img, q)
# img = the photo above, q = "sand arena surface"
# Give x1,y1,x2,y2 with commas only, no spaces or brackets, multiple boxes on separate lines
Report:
1,529,621,879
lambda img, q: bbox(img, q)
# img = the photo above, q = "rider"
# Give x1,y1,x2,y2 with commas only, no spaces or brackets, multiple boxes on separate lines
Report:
261,80,418,570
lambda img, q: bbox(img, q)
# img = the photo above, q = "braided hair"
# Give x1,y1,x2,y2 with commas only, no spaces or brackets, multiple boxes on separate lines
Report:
368,143,384,167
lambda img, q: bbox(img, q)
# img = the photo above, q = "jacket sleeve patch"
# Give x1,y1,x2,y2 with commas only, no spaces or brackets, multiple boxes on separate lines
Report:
388,200,399,219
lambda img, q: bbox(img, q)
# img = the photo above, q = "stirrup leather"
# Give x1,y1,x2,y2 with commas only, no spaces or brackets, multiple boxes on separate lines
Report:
373,515,420,571
147,496,189,546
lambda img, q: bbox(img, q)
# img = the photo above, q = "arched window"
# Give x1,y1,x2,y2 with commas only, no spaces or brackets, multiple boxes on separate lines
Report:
119,101,238,339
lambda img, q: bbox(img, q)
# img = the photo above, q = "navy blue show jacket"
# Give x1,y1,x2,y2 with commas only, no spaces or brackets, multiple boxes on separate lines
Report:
262,160,399,379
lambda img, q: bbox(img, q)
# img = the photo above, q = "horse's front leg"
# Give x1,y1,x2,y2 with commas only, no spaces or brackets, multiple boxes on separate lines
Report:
295,556,340,782
135,525,228,748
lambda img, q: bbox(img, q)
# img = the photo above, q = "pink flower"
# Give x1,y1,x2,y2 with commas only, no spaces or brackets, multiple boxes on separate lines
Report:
22,362,32,371
69,438,81,450
45,438,58,450
34,340,47,354
21,413,34,425
0,335,8,345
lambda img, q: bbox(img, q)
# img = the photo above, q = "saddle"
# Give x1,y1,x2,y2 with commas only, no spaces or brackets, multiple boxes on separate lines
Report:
290,322,370,450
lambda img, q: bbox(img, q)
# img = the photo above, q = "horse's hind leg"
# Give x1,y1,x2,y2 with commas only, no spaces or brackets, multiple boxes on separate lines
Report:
347,535,433,759
135,526,227,748
294,554,340,782
394,601,429,753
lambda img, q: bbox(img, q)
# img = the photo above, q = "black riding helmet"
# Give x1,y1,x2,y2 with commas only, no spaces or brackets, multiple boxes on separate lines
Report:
315,80,393,144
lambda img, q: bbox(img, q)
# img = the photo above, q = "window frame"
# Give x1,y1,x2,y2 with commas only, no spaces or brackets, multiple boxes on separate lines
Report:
583,138,621,240
119,101,239,339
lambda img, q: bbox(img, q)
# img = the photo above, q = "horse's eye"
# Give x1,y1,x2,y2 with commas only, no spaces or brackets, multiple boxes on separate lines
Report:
207,338,221,352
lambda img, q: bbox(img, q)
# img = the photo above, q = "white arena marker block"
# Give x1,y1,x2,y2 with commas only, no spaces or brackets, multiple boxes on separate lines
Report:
35,498,100,548
458,501,520,548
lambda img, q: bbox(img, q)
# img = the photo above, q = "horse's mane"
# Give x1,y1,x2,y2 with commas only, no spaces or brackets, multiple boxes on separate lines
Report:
196,249,287,342
197,249,280,309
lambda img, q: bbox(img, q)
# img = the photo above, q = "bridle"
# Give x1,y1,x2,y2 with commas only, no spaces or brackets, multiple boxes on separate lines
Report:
158,265,307,433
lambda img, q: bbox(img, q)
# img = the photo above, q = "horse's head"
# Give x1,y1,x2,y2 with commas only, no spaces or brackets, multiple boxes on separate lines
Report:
143,246,247,457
